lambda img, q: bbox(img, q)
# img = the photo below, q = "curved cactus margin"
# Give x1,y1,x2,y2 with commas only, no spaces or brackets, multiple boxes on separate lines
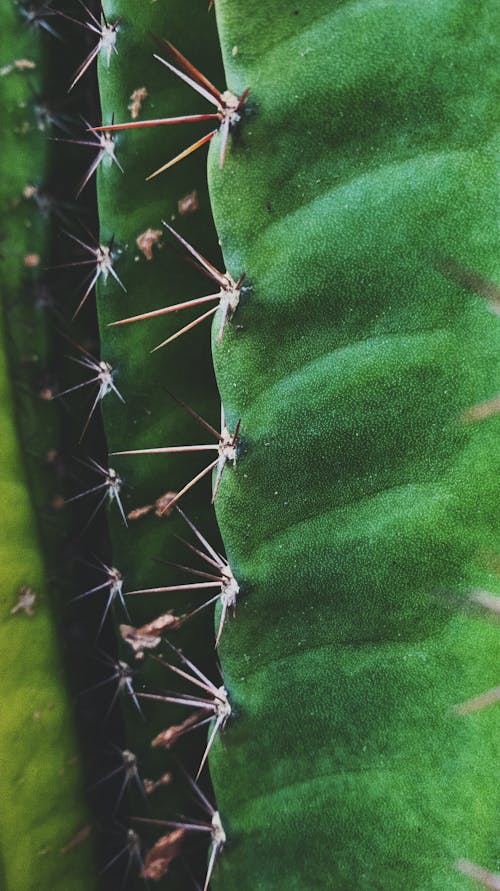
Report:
206,2,500,890
0,3,99,889
95,0,225,885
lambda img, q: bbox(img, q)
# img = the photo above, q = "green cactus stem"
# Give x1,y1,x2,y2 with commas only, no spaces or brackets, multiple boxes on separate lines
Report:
206,2,500,889
95,0,226,885
0,322,96,890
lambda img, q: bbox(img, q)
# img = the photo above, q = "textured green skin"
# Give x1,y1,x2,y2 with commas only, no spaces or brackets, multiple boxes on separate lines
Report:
96,1,224,885
0,4,97,889
207,2,500,889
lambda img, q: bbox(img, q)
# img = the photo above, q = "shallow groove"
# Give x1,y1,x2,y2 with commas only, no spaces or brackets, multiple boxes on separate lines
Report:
224,610,460,687
251,146,471,251
243,327,451,412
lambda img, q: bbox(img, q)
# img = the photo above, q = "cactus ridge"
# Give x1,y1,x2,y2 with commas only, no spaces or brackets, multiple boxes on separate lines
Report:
91,0,499,887
94,0,227,885
95,36,249,176
62,0,121,92
107,223,245,350
206,1,499,889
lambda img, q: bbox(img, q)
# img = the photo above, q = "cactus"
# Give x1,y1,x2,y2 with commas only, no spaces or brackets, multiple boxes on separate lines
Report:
0,317,95,891
1,1,499,890
0,2,99,888
206,3,499,888
94,1,228,886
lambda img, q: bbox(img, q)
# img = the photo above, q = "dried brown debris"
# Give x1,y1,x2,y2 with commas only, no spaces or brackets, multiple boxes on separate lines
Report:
128,491,178,521
177,190,199,216
128,86,148,119
143,772,172,796
1,59,36,77
152,711,206,749
136,227,162,261
120,612,184,659
141,829,186,881
11,585,37,617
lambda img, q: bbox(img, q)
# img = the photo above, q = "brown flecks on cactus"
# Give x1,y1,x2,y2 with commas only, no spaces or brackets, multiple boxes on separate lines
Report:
454,686,500,716
10,585,37,617
127,489,180,521
152,712,206,749
143,772,172,796
178,189,199,215
0,58,36,76
141,828,187,881
136,776,225,888
136,227,162,260
461,395,500,423
154,490,178,516
39,384,56,401
23,252,40,267
51,494,65,511
127,504,155,521
456,859,500,889
128,86,148,119
119,612,184,659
